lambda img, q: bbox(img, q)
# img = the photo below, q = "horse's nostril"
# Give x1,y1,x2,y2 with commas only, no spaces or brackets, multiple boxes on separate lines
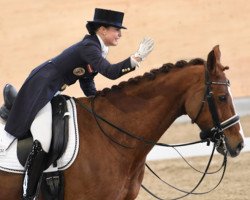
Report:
237,141,244,152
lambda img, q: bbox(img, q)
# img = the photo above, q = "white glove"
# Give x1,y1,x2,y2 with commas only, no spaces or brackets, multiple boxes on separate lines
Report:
134,38,154,61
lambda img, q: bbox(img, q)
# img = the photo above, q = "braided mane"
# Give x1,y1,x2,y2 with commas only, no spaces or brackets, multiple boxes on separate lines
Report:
97,58,205,96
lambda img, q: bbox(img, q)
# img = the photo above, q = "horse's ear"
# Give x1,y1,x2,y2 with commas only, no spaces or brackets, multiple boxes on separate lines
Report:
207,45,221,74
213,45,221,62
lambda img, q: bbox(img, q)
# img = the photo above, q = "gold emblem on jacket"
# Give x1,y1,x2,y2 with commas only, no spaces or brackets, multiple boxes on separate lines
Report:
73,67,85,76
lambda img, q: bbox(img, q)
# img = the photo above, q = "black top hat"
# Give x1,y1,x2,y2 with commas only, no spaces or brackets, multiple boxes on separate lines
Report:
87,8,127,29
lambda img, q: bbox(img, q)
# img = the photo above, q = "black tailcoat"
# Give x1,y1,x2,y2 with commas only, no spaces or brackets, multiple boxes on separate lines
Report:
5,35,135,138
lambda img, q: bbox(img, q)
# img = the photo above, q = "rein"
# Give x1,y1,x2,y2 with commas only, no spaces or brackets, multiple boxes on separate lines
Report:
142,146,227,200
74,98,225,199
143,148,227,200
74,97,208,149
73,63,239,199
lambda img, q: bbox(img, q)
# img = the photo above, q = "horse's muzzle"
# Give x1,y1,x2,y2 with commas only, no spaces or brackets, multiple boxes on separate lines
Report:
225,140,244,157
235,141,245,155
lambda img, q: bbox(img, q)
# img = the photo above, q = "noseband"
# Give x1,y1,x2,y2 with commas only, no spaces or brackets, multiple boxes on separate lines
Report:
192,64,240,147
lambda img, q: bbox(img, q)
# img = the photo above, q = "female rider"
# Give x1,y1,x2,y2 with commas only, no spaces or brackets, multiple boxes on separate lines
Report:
0,8,154,199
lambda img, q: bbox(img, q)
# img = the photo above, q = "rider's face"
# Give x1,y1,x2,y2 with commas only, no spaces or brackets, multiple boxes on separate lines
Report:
99,26,122,46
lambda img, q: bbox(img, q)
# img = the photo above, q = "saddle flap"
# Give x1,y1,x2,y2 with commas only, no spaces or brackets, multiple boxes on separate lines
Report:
17,136,33,166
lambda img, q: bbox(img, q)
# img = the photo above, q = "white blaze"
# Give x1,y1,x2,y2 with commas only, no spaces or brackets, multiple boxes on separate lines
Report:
228,87,245,138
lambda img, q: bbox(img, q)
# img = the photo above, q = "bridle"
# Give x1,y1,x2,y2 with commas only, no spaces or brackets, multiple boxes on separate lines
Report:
139,63,241,200
192,64,240,149
73,63,241,200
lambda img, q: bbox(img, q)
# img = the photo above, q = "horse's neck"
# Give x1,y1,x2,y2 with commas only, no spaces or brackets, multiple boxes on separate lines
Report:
94,67,200,156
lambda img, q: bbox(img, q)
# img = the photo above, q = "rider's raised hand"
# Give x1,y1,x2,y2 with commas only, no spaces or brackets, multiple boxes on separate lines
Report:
134,37,154,61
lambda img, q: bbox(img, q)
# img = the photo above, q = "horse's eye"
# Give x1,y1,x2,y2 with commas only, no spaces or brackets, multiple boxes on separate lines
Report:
218,95,227,102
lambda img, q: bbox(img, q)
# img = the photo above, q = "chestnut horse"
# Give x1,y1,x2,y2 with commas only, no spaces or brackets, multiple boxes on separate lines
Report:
0,46,244,199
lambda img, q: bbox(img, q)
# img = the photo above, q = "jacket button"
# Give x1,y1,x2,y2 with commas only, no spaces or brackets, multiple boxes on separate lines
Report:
60,84,68,91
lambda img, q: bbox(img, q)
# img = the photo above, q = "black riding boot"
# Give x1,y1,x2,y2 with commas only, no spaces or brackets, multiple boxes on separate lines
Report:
0,84,17,120
22,140,47,200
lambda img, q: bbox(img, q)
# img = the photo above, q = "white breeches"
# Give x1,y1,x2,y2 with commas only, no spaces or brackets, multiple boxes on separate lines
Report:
30,102,52,153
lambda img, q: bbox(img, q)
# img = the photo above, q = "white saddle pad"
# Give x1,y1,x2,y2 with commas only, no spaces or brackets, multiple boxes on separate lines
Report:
0,98,79,174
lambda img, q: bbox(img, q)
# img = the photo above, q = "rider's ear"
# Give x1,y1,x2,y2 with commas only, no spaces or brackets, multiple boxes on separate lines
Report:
207,45,221,74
